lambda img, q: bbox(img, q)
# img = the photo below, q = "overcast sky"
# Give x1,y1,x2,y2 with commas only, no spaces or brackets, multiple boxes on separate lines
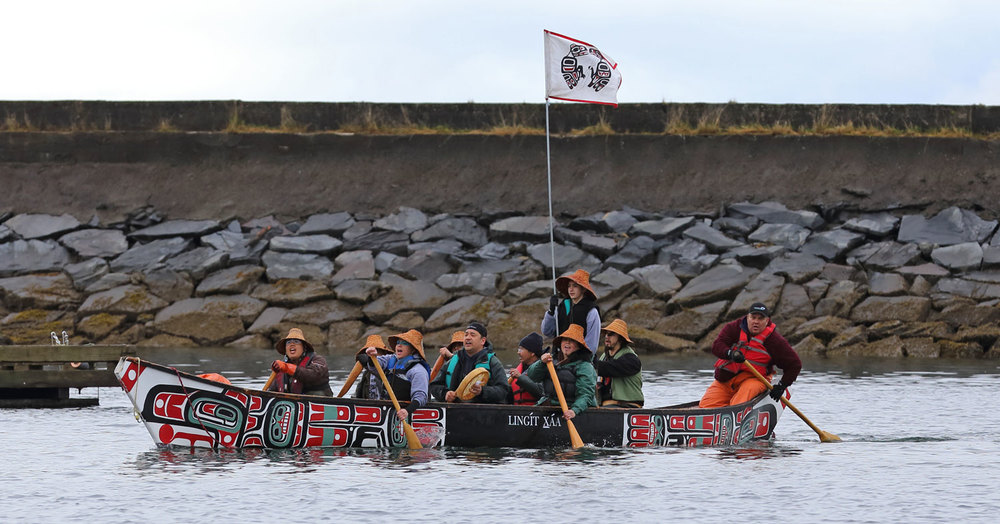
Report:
3,0,998,105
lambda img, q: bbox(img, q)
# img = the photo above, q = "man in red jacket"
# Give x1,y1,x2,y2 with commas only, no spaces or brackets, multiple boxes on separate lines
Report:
699,302,801,408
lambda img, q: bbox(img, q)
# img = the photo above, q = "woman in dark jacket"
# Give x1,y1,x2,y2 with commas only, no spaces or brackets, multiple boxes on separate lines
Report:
268,327,333,396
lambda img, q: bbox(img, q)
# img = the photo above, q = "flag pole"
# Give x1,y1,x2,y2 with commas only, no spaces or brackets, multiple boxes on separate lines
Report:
545,97,560,339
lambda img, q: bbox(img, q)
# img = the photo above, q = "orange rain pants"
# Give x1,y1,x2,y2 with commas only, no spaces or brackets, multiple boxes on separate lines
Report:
698,370,771,408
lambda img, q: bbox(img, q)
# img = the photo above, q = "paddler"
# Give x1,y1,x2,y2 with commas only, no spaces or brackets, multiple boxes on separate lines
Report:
268,327,333,396
507,332,544,405
358,329,430,421
429,321,510,403
352,334,393,399
595,318,644,408
525,324,597,420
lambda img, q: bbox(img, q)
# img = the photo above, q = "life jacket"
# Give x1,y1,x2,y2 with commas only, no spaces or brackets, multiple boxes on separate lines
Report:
383,355,429,401
542,362,579,401
714,322,776,380
555,298,598,336
511,362,540,405
443,348,495,391
279,353,315,395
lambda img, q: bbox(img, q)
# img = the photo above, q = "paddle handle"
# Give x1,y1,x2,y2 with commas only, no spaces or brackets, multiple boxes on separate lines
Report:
743,362,840,443
262,371,277,391
545,360,585,449
429,355,445,381
337,362,363,397
370,356,423,450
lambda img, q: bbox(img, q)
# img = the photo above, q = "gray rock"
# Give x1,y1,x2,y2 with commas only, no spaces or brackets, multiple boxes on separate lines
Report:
814,280,866,317
715,216,760,237
198,294,268,324
762,253,827,283
59,229,128,258
931,278,1000,300
591,268,637,311
284,300,363,327
895,263,950,278
373,207,428,234
627,264,682,298
982,245,1000,268
374,251,399,273
656,300,728,339
578,233,619,257
527,242,586,273
489,216,551,242
843,212,900,238
0,239,72,277
570,211,637,233
728,202,824,229
800,229,866,260
341,220,373,241
110,237,192,273
333,279,385,304
963,270,1000,284
83,273,132,294
424,295,505,332
503,280,553,305
64,258,109,290
682,223,744,252
657,238,707,266
727,272,785,320
390,250,454,281
79,284,169,316
474,242,510,260
251,278,335,306
129,219,220,239
248,306,288,334
669,263,759,308
828,324,867,349
0,273,81,309
672,254,720,281
152,297,246,344
268,235,342,255
720,244,786,269
407,239,464,257
791,316,855,343
163,247,228,279
630,216,694,239
412,217,488,247
242,216,291,236
932,301,1000,327
436,272,500,296
4,213,80,239
261,251,334,280
930,242,983,271
617,298,668,329
847,241,923,271
850,296,932,323
342,230,410,255
200,230,267,264
298,212,356,235
331,250,376,284
361,274,450,323
802,278,829,303
143,269,194,303
196,265,265,296
0,224,11,242
868,272,909,296
897,207,997,246
818,263,860,282
775,283,815,320
605,235,658,271
748,223,811,251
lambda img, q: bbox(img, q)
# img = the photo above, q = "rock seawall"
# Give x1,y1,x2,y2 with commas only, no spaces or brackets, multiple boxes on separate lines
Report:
3,203,1000,360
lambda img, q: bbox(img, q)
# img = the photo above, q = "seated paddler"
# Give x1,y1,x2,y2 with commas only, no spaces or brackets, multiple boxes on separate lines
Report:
353,334,392,399
268,327,333,396
508,332,544,405
429,321,511,403
525,324,597,420
358,329,430,421
595,319,644,408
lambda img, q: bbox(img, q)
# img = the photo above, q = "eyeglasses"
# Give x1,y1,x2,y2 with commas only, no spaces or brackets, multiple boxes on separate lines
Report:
396,341,411,347
286,339,304,346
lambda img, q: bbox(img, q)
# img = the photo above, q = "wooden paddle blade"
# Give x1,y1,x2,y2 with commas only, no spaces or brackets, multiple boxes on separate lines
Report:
429,355,445,381
545,360,585,449
370,355,422,449
565,419,585,448
337,362,363,397
818,430,842,443
403,422,423,449
742,363,841,444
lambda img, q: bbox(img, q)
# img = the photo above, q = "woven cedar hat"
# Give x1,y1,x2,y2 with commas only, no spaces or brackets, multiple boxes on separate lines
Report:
275,327,314,355
553,324,591,354
601,319,632,344
388,329,425,360
447,331,465,351
357,334,390,355
555,269,597,301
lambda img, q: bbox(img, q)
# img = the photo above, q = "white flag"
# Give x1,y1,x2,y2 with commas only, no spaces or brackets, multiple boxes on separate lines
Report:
544,30,622,106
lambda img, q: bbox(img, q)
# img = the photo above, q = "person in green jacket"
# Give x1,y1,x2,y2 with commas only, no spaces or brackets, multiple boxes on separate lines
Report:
526,323,597,420
595,318,644,408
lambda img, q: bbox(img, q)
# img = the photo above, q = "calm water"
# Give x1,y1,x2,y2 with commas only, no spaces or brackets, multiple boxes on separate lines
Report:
3,348,999,523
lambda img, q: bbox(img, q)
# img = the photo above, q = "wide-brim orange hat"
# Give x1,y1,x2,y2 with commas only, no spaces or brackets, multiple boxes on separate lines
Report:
357,334,390,355
388,329,425,360
447,331,464,351
555,269,597,301
601,319,632,344
275,327,314,355
553,324,591,354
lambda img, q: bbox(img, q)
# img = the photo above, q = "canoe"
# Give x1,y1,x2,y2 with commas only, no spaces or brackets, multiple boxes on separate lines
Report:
115,356,784,449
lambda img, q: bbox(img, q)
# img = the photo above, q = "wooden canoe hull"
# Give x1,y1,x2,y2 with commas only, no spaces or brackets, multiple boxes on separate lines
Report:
115,357,783,450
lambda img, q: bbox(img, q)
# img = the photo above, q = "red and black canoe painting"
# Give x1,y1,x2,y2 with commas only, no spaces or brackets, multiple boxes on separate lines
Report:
115,357,785,450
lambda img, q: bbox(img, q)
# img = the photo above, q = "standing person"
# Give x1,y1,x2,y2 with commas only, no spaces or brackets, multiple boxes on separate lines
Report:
429,321,510,403
358,329,430,421
353,334,392,399
595,319,644,408
508,332,544,405
541,269,602,353
268,328,333,396
525,324,597,420
699,302,802,408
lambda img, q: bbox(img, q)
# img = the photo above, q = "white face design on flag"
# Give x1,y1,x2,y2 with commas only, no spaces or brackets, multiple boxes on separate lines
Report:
544,30,622,106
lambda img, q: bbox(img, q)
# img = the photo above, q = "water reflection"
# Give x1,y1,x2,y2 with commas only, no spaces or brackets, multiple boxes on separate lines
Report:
713,443,803,461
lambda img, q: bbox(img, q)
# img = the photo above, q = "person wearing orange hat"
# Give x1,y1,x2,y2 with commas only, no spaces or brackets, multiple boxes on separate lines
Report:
542,268,602,353
595,319,644,408
353,334,393,399
268,327,333,396
524,324,597,420
358,329,431,421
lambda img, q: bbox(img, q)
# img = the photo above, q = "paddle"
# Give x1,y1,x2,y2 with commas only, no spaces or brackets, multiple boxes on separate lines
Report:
337,362,363,397
370,356,422,450
545,360,585,449
743,363,841,443
262,371,277,391
429,355,445,381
